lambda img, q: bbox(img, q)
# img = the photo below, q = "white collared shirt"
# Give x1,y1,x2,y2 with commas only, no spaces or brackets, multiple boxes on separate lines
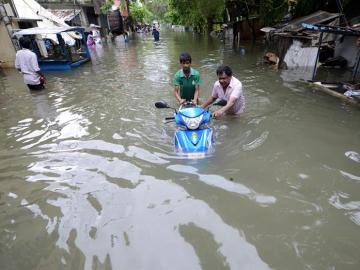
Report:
15,49,40,85
211,76,245,114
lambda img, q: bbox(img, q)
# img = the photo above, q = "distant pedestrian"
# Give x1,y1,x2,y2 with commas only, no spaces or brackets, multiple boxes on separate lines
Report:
86,34,95,46
124,31,129,43
152,27,160,42
90,24,101,44
15,37,45,90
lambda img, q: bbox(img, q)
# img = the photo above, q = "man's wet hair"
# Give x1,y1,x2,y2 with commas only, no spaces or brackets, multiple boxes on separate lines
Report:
179,52,192,63
19,37,32,49
216,65,233,76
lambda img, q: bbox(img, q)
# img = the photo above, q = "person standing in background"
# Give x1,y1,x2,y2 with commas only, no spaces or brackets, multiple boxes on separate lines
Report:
152,26,160,42
15,37,45,90
90,24,101,44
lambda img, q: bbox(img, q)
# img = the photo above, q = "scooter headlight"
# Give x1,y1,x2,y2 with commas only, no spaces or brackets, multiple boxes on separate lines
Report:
182,115,203,130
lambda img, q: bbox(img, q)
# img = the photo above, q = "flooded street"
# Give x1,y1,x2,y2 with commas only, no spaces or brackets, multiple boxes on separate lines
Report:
1,31,360,270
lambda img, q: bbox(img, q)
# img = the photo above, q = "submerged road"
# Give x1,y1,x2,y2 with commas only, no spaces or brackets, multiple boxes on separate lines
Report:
0,30,359,269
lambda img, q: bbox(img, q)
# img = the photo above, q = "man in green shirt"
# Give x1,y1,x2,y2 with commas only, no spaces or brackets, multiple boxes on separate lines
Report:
173,52,202,105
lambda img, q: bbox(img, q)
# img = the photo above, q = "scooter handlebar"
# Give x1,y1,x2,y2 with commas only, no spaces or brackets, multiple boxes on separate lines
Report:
165,117,175,120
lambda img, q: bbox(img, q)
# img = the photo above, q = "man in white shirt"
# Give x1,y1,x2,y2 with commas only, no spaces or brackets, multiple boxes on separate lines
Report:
15,37,45,90
201,65,245,118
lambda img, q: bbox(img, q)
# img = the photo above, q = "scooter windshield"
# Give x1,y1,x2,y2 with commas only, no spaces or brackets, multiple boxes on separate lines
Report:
179,107,205,118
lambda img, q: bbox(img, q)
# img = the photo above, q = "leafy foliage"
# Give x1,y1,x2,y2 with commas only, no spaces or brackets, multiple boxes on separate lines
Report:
257,0,288,25
100,1,112,14
129,1,152,24
100,0,127,15
144,0,169,20
138,0,356,30
166,0,225,32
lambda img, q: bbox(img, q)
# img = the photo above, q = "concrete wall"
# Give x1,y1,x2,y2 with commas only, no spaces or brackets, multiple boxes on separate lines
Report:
0,22,16,68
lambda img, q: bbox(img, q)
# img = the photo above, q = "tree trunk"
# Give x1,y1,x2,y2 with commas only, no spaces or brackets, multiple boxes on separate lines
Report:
246,16,256,43
207,17,213,34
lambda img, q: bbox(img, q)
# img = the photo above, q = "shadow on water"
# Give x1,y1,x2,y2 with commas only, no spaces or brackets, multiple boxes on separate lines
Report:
0,31,360,270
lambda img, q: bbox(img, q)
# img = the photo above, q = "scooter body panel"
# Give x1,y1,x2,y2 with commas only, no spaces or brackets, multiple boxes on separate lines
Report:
174,128,214,153
156,101,217,157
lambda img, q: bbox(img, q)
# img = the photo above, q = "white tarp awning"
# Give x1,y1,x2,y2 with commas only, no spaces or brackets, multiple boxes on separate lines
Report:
48,9,81,22
13,0,68,27
14,26,82,36
12,0,80,45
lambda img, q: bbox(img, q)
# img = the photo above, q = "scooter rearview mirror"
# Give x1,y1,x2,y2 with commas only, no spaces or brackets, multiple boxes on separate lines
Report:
213,99,227,106
155,101,170,109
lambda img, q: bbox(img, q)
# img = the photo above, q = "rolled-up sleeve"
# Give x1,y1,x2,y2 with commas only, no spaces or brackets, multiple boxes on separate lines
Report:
15,54,20,69
211,82,219,98
230,82,243,99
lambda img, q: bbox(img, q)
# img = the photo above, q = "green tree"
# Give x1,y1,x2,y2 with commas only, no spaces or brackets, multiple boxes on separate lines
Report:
256,0,288,25
129,1,152,24
254,0,354,26
144,0,169,20
168,0,224,33
100,0,127,14
138,0,356,32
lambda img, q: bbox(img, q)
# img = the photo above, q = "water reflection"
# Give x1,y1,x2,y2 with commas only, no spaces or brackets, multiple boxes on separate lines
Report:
329,192,360,226
8,106,90,150
23,139,270,269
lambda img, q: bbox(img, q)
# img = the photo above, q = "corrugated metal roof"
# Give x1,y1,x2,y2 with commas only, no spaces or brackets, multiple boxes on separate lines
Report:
12,17,42,22
49,9,81,22
302,23,360,36
280,10,340,32
13,0,69,28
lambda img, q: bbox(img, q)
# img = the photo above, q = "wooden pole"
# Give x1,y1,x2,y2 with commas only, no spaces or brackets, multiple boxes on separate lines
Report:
312,31,323,81
352,49,360,82
312,82,360,106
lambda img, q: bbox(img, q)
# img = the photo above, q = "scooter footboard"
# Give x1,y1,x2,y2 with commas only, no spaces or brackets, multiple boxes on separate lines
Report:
174,128,214,153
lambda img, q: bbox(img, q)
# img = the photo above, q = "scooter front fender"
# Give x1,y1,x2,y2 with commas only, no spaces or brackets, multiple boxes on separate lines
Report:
174,128,214,153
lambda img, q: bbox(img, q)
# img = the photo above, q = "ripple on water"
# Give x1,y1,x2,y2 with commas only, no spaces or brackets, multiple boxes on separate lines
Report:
329,192,360,226
7,109,91,150
167,164,277,206
242,131,269,151
339,170,360,181
345,151,360,163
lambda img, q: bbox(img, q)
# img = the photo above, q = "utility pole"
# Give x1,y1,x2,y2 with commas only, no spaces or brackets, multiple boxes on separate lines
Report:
335,0,349,27
73,0,76,26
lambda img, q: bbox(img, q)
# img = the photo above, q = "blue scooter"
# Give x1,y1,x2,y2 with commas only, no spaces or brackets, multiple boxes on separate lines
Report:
155,100,226,156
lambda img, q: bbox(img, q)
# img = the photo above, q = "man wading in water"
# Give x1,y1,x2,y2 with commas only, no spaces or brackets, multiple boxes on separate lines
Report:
201,65,245,118
15,37,46,90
